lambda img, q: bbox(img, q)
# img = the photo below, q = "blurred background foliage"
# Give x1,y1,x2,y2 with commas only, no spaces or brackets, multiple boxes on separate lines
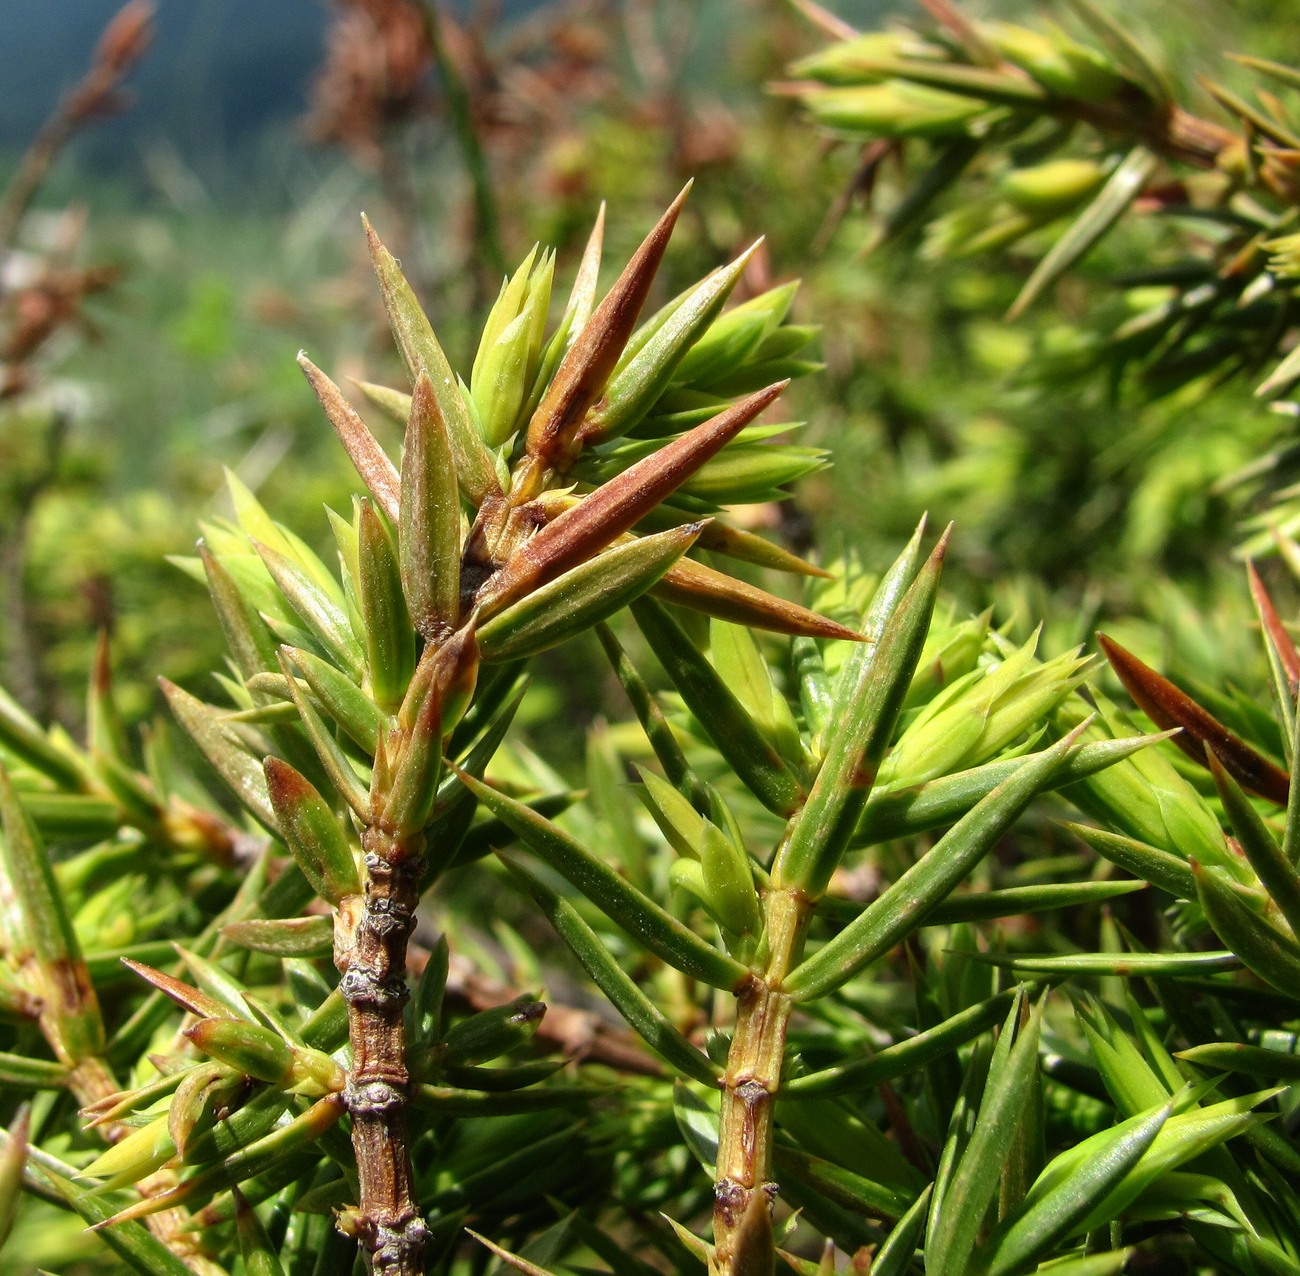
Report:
0,0,1293,755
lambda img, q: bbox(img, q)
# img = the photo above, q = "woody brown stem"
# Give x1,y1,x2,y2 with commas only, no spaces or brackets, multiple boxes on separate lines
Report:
710,888,811,1276
338,826,427,1276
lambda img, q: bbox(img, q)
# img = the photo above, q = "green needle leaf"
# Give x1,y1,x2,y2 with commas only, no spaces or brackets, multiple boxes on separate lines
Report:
773,528,946,897
784,727,1083,1000
1178,1041,1300,1080
364,215,498,504
95,1094,346,1227
632,595,805,816
921,879,1145,924
821,56,1051,105
161,679,275,828
0,682,85,789
1007,147,1158,321
28,1145,194,1276
801,81,994,138
465,1229,564,1276
1062,823,1196,900
499,855,721,1086
925,995,1044,1276
234,1187,288,1276
298,354,402,520
984,1100,1171,1275
1207,750,1300,939
275,651,372,818
255,541,364,681
471,245,554,447
280,645,381,755
0,1052,67,1088
1070,1091,1277,1236
0,1107,29,1252
357,499,416,712
263,757,361,905
870,1184,933,1276
785,986,1024,1099
185,1017,296,1085
400,371,462,638
597,622,709,812
221,916,335,958
199,544,281,681
0,768,104,1063
453,766,748,989
478,524,705,661
1194,861,1300,995
1248,561,1300,715
586,241,762,444
774,1144,916,1220
967,949,1242,976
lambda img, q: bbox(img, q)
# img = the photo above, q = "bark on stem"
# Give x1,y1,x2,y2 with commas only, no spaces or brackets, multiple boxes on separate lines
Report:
710,887,811,1276
338,825,428,1275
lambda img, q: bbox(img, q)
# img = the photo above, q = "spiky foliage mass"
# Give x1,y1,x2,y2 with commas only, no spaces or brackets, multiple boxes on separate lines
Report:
0,188,848,1276
7,30,1300,1276
784,0,1300,391
784,0,1300,576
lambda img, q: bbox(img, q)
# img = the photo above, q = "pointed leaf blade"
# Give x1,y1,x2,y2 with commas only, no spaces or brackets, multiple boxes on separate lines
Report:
401,371,462,638
478,524,705,662
786,728,1084,1000
1100,633,1290,805
298,354,401,520
453,767,747,989
363,216,498,503
632,596,805,816
499,856,720,1086
774,530,946,896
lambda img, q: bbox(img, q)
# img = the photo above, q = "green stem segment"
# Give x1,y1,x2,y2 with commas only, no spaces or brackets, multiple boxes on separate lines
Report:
710,887,811,1276
338,826,427,1275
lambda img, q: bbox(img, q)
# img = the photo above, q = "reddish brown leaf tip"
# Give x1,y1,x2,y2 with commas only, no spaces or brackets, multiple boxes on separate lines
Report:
1061,715,1096,749
95,1,155,74
1247,559,1300,694
789,0,860,39
92,629,113,695
524,187,696,468
1099,632,1290,806
297,353,401,521
263,755,311,802
120,958,226,1019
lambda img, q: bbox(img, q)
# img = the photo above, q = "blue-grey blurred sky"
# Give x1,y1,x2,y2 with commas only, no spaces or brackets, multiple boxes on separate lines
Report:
2,1,895,200
2,1,327,159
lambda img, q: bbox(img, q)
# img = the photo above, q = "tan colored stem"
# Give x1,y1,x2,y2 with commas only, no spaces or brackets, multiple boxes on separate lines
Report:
338,827,427,1276
710,887,812,1276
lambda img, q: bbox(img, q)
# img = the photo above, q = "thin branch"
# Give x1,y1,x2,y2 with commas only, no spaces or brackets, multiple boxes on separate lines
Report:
419,1,506,285
0,2,154,257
